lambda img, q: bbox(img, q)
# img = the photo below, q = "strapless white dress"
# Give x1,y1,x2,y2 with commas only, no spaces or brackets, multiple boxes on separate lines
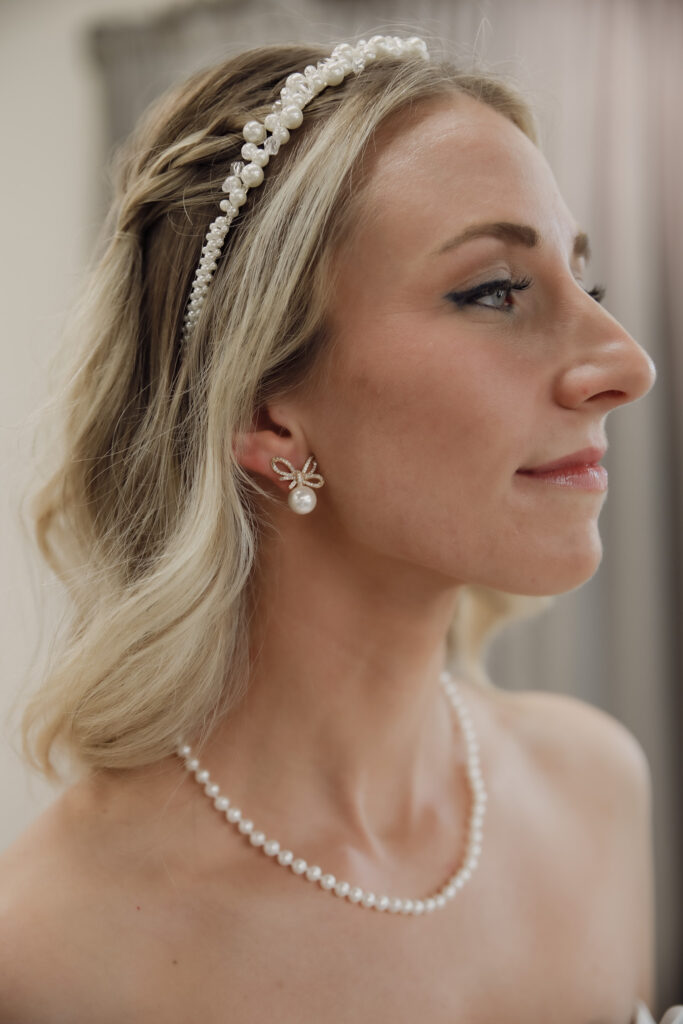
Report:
633,1000,683,1024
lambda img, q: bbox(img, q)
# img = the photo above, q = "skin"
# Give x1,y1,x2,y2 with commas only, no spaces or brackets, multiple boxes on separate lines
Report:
209,92,656,858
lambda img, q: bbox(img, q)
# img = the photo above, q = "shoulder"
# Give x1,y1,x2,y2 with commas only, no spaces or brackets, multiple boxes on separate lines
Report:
0,787,83,1021
458,678,652,821
507,686,652,808
0,768,187,1022
501,686,655,1004
0,778,130,1020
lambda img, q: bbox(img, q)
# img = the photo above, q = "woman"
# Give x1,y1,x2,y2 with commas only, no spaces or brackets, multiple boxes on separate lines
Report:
1,32,676,1024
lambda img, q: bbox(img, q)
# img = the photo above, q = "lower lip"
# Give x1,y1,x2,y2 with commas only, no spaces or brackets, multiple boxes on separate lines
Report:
515,465,608,490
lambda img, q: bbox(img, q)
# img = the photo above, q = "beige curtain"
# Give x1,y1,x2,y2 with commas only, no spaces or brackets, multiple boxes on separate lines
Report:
91,0,682,1008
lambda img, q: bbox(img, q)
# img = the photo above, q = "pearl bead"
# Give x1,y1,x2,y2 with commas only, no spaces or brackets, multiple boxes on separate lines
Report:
291,858,307,874
361,892,376,907
249,831,266,846
222,174,242,193
214,796,230,811
242,120,266,143
226,807,241,822
288,485,316,514
305,865,322,881
348,887,364,903
240,163,264,187
264,839,280,856
320,873,336,890
377,895,390,911
389,898,403,913
178,744,191,758
263,112,281,131
186,757,199,772
195,769,210,784
280,105,304,129
271,125,290,144
334,880,350,897
237,818,254,834
322,61,345,85
205,783,220,798
277,849,293,865
229,188,247,208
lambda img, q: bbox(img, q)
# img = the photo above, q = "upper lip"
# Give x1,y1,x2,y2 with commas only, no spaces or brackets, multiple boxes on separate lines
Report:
518,445,607,473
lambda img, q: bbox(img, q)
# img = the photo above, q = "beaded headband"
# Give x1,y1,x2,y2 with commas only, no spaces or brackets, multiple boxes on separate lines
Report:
180,34,430,347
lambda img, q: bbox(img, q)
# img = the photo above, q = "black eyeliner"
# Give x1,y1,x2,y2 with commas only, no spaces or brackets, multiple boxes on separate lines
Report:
445,277,607,309
445,276,532,309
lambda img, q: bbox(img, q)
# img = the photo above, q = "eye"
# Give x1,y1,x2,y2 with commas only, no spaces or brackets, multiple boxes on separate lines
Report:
446,276,532,312
445,277,607,311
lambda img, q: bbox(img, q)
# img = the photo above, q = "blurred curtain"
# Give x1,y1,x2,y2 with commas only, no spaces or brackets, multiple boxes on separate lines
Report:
91,0,682,1008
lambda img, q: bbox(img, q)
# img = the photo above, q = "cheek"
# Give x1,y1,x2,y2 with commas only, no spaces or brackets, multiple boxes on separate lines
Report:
311,325,526,553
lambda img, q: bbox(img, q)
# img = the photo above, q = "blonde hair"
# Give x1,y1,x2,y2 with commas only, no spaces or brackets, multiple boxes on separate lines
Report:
16,39,554,783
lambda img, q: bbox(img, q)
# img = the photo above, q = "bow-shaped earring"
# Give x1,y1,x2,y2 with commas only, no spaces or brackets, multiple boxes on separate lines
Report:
270,455,325,515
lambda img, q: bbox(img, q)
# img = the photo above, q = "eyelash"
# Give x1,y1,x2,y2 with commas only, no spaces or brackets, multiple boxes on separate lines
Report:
446,276,607,311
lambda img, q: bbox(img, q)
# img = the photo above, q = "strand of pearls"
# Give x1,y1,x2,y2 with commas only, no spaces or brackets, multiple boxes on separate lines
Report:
180,34,429,348
176,669,487,916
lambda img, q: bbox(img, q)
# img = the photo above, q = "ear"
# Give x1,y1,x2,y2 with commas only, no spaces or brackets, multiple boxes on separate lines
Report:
233,402,312,489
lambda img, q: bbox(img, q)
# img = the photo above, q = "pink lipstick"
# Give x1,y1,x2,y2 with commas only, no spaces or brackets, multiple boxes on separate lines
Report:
516,446,608,491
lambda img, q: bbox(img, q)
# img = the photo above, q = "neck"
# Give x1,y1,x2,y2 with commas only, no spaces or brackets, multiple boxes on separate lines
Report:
197,510,468,857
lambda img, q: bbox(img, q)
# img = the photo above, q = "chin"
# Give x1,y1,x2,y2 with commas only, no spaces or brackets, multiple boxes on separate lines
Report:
502,543,604,596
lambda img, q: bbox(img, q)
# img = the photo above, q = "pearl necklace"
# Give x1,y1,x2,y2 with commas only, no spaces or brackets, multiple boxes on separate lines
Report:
176,669,487,916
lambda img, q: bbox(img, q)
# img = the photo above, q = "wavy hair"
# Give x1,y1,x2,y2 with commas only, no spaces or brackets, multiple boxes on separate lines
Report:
15,37,554,783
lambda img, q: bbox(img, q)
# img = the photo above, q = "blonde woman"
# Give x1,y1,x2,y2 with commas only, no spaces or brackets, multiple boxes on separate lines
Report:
1,33,676,1024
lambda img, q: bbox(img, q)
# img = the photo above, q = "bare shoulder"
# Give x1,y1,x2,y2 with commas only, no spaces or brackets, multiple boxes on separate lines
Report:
0,778,129,1021
0,766,191,1023
492,684,655,1006
504,685,652,802
0,786,85,1022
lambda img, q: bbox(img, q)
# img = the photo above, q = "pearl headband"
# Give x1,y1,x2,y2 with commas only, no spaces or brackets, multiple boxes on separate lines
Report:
180,34,430,347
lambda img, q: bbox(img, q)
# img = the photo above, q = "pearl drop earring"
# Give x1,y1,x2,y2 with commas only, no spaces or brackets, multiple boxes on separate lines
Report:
270,455,325,514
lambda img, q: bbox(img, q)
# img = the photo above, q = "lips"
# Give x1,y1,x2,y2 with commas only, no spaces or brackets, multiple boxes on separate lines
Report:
517,446,607,474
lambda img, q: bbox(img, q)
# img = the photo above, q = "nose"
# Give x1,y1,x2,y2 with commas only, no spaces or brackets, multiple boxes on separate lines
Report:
554,291,657,412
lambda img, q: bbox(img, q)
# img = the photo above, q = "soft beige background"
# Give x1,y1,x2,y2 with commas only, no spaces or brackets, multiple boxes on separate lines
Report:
0,0,176,829
2,0,681,1010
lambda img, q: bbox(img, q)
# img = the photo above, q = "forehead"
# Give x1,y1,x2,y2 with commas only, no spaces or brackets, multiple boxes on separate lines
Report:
343,94,577,267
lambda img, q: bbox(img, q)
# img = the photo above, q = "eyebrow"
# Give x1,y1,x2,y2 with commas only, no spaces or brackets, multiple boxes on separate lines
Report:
431,221,591,263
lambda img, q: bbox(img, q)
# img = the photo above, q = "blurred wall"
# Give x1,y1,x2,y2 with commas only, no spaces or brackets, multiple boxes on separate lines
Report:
0,0,174,845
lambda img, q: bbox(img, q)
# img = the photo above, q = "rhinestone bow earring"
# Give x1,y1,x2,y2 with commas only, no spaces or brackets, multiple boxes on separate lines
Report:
270,455,325,514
